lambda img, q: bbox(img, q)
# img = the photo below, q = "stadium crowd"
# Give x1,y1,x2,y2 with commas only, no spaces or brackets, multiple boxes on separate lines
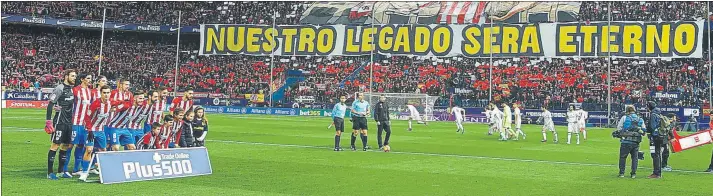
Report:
1,1,306,26
2,1,711,110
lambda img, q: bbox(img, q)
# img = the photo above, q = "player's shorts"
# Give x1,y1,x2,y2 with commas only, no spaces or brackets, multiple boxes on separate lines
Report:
455,118,463,124
71,125,88,145
352,117,368,130
568,123,578,133
410,113,422,121
143,123,152,134
87,131,108,149
543,123,555,132
168,142,176,148
50,123,72,144
130,128,143,141
578,122,586,129
109,127,135,146
333,117,345,132
503,120,512,128
515,121,522,129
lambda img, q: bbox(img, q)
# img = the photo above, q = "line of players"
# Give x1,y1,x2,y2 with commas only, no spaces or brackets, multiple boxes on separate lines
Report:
484,103,588,144
43,69,208,181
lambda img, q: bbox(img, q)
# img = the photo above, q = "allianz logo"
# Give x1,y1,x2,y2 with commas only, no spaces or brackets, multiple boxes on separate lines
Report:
250,108,267,114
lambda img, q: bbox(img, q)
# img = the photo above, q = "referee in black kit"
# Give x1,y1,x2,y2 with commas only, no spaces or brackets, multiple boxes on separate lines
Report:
350,93,370,151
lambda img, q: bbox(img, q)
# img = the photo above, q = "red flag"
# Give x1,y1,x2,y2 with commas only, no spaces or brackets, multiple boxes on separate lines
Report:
670,128,713,153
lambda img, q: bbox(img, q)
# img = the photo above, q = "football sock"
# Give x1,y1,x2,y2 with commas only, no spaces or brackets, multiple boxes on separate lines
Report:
48,150,57,174
567,133,572,143
583,130,587,139
73,145,84,172
362,135,368,148
408,120,412,129
58,150,67,173
63,148,72,172
334,135,340,148
350,135,356,146
553,132,559,141
542,132,547,141
81,159,90,173
576,133,580,143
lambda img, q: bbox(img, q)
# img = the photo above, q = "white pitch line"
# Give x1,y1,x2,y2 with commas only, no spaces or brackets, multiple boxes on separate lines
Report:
2,127,710,175
206,139,713,175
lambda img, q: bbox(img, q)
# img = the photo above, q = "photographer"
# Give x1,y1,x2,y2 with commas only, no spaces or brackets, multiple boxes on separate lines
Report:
681,111,698,132
614,105,646,178
645,102,671,179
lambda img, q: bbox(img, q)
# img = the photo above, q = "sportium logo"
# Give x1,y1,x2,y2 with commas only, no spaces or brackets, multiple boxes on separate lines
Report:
122,152,193,179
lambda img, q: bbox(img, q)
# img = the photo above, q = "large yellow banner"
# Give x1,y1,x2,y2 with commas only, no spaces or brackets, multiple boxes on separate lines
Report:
200,21,704,58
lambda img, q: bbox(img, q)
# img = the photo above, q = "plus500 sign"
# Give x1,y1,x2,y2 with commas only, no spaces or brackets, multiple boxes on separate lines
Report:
123,160,193,179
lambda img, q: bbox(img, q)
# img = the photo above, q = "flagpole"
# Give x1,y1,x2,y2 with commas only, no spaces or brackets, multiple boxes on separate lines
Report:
98,8,106,76
270,11,277,107
488,20,493,102
369,16,375,96
607,2,612,121
703,1,713,115
173,11,182,95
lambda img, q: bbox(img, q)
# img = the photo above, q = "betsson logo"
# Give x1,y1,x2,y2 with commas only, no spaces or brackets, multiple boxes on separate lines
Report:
122,152,193,179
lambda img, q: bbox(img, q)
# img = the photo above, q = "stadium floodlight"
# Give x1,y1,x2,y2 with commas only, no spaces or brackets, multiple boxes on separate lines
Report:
363,93,439,121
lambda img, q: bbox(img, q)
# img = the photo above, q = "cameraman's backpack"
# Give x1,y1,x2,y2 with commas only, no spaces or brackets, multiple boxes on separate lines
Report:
623,115,643,143
653,113,672,137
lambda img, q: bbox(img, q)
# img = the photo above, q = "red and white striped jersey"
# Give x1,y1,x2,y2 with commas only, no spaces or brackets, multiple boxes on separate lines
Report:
91,88,101,102
137,132,161,150
72,86,94,125
127,102,152,129
110,89,133,102
169,96,194,113
108,101,147,129
84,99,113,132
146,99,167,124
169,120,184,143
157,124,173,149
437,2,488,24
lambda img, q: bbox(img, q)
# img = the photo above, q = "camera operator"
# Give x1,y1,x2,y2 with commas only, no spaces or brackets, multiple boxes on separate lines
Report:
645,101,669,179
681,111,698,132
614,105,646,178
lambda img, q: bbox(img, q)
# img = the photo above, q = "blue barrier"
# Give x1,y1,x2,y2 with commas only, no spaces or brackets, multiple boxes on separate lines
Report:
1,14,200,33
96,147,212,184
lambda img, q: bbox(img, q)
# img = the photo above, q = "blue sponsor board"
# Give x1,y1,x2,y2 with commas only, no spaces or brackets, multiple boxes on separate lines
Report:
203,106,298,116
1,14,200,33
96,147,212,184
2,91,42,100
200,105,708,129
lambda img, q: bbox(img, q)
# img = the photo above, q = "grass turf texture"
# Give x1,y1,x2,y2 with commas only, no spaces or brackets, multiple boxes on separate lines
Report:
1,108,711,195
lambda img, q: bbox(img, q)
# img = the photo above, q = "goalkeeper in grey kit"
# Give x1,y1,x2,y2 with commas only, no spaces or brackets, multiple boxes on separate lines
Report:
373,95,392,150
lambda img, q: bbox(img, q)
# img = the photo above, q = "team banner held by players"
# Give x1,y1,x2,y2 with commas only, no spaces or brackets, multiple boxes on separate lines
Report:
96,147,212,184
200,20,704,58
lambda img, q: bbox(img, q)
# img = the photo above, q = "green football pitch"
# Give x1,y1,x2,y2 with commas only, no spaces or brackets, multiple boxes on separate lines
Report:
1,108,711,195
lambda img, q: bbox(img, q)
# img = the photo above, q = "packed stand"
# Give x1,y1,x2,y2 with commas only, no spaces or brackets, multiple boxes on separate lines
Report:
1,1,306,26
578,1,707,22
